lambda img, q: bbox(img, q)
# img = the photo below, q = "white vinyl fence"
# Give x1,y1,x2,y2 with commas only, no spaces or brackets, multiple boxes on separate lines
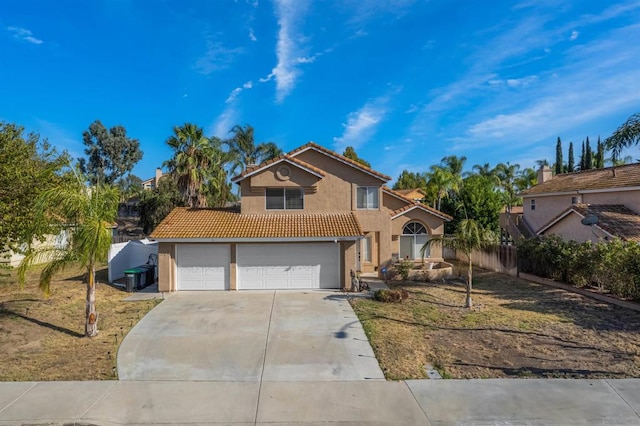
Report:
108,239,158,283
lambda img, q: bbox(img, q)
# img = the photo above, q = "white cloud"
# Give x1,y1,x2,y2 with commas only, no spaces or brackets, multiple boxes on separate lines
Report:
271,0,310,103
249,28,257,42
570,30,579,40
225,81,254,103
211,107,238,139
488,75,539,88
194,41,243,75
7,26,43,44
333,98,389,151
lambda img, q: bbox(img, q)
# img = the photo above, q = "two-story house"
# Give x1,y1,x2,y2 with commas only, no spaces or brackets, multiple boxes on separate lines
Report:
151,142,451,291
518,163,640,243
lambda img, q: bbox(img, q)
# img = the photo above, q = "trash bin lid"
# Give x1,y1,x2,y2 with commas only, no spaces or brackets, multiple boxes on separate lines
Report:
124,268,144,274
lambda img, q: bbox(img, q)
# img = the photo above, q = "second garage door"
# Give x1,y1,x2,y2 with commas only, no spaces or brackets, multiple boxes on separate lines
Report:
237,243,339,290
176,244,229,290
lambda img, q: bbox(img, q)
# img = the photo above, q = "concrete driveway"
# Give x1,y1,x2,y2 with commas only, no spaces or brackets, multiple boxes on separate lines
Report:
117,290,385,381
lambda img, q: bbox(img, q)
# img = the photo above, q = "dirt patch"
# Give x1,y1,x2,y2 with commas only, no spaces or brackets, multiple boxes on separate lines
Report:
0,265,160,381
351,268,640,380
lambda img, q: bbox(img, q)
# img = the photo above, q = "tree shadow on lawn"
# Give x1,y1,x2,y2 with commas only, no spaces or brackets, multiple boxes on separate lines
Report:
450,361,627,378
0,304,84,338
468,272,640,332
357,312,638,359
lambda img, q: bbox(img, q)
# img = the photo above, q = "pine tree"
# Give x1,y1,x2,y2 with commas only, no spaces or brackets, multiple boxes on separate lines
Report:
585,137,593,169
567,142,575,172
596,136,605,168
580,141,586,170
555,137,563,175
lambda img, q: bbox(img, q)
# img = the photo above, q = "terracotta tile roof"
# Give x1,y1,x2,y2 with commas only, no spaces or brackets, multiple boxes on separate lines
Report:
150,208,364,239
383,186,453,221
231,155,325,182
395,188,426,196
538,204,640,242
520,163,640,196
289,142,392,181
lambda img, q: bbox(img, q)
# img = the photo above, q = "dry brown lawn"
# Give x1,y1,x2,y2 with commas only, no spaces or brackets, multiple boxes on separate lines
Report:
0,265,160,381
351,267,640,380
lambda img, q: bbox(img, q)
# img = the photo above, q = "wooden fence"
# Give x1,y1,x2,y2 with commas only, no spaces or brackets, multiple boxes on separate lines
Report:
443,245,518,276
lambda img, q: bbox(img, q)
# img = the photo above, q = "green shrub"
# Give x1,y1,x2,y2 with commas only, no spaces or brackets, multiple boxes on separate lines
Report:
395,260,414,281
373,288,409,303
517,236,640,300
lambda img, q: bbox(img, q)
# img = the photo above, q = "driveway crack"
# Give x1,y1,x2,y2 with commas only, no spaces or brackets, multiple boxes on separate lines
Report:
254,290,276,425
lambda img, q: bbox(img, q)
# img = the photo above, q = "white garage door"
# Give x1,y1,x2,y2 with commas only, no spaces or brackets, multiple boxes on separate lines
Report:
238,243,339,290
177,244,229,290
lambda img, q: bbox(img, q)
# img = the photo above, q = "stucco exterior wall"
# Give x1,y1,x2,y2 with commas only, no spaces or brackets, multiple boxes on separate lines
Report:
341,240,356,290
542,212,610,243
523,188,640,233
240,150,383,214
157,242,175,292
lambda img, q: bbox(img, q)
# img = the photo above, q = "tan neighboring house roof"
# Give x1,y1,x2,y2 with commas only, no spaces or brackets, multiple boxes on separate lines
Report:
382,187,453,221
520,163,640,196
537,204,640,242
289,142,392,181
150,208,363,240
395,188,426,198
231,154,325,183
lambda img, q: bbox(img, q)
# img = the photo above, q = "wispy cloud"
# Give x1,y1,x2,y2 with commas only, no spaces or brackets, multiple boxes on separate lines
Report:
488,75,539,88
34,119,82,159
194,40,243,75
210,106,238,139
270,0,310,103
225,81,253,103
570,30,579,40
249,28,257,42
7,26,43,44
333,97,390,151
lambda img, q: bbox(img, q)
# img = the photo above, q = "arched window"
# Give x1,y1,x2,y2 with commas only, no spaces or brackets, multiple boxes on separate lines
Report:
400,222,430,259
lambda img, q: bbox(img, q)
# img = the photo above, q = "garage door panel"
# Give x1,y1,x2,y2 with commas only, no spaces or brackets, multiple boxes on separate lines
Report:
238,243,339,290
177,244,229,290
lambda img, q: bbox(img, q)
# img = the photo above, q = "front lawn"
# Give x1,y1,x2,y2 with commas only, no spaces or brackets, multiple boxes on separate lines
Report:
351,268,640,380
0,265,160,381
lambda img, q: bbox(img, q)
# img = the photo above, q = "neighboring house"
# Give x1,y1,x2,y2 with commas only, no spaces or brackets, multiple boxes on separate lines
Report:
518,164,640,243
142,168,163,190
394,188,426,202
150,142,452,292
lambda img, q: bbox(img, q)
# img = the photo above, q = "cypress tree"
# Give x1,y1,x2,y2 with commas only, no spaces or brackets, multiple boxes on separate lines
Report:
585,137,593,170
580,141,586,170
555,137,563,175
596,136,605,168
567,142,574,172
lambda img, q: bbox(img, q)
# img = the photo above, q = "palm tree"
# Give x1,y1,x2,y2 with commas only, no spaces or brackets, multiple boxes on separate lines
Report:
605,113,640,163
163,124,228,208
425,165,453,211
420,218,498,308
18,172,119,337
495,162,521,212
514,167,537,192
226,124,283,174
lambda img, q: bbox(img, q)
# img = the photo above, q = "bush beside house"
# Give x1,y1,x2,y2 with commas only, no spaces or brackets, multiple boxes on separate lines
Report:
518,235,640,300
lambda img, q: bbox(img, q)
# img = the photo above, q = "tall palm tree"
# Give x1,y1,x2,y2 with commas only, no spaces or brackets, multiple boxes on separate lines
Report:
514,167,537,192
425,165,453,211
18,172,119,337
226,124,283,174
163,124,228,208
420,218,498,308
495,162,521,212
605,113,640,163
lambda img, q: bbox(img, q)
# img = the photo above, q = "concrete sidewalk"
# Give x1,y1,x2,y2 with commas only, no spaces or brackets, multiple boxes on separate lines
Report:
2,379,640,425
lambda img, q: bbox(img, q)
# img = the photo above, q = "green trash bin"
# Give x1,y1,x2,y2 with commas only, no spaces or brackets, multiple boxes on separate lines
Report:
123,268,143,292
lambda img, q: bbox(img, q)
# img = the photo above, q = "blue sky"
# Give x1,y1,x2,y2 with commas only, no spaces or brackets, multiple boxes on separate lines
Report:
2,0,639,182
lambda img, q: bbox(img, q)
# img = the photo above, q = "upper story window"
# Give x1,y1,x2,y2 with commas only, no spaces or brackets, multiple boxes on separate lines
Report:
530,199,536,211
357,186,379,209
266,188,304,210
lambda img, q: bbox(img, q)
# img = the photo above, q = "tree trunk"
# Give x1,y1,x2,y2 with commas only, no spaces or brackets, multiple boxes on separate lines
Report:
465,256,473,308
85,263,99,337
